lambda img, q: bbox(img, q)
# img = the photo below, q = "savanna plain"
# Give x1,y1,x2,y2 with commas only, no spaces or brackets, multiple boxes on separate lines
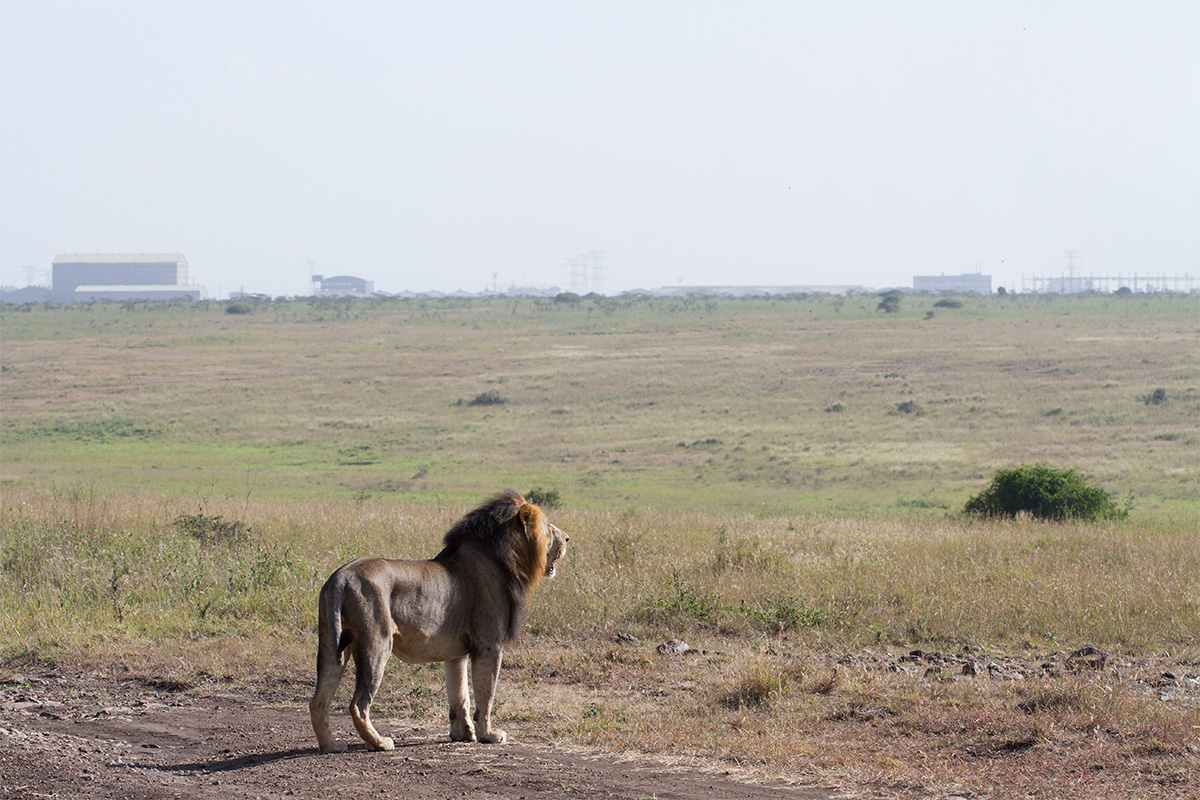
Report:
1,292,1198,798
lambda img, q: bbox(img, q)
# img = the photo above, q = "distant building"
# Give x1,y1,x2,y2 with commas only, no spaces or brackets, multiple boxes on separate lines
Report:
912,273,991,293
668,285,864,297
315,275,374,297
1042,276,1093,294
51,253,206,302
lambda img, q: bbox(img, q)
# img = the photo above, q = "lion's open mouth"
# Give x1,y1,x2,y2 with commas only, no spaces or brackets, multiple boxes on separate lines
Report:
545,561,557,578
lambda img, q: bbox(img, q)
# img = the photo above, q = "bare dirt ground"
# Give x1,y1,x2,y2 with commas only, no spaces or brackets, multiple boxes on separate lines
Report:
4,646,1197,800
0,666,835,800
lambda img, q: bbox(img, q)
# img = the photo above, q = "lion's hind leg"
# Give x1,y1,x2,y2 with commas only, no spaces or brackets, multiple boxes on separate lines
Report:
310,640,349,754
349,638,395,751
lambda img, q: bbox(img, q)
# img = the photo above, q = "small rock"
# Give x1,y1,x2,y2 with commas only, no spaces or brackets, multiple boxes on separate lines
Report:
1066,646,1108,671
656,639,690,656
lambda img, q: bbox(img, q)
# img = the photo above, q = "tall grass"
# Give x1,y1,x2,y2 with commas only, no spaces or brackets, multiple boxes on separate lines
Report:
3,489,1195,671
542,506,1200,649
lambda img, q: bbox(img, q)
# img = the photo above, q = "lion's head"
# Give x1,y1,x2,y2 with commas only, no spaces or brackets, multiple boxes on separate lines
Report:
438,488,567,588
545,523,568,579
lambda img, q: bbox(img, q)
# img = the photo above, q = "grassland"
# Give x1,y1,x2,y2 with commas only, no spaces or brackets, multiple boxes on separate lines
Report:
1,292,1198,796
2,292,1197,517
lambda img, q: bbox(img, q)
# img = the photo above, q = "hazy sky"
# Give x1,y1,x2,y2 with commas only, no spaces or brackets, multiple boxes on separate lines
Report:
2,1,1197,297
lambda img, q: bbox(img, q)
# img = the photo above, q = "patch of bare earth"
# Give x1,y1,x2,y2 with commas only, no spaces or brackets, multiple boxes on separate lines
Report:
0,664,833,800
2,641,1197,799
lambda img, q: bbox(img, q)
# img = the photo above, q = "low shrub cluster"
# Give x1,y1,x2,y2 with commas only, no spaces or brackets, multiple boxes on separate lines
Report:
964,464,1129,521
1141,387,1168,406
526,486,562,508
466,389,507,406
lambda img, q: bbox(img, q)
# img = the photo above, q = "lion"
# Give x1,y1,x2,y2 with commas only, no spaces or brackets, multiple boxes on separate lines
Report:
309,490,568,753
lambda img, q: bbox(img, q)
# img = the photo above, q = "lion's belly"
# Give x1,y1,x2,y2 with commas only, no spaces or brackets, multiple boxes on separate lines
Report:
389,626,468,663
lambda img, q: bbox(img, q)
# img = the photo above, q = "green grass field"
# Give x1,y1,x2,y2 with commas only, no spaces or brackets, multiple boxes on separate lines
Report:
2,292,1196,519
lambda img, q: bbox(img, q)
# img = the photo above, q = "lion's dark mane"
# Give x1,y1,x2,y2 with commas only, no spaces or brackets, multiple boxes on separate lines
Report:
434,489,533,642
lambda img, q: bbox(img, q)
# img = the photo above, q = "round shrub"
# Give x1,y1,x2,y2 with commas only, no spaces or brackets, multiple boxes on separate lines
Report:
964,465,1128,521
526,486,562,508
876,290,902,313
467,389,507,406
1142,387,1168,406
225,302,252,315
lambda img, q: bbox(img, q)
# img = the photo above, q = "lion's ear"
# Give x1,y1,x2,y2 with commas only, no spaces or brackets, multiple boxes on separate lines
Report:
518,503,545,539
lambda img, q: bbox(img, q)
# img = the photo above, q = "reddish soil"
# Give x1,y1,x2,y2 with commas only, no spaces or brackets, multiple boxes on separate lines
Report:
1,668,835,800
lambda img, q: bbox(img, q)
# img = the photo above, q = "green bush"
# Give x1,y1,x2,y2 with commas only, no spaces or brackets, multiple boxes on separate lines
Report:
876,290,902,314
467,389,507,406
225,302,252,315
1142,388,1168,406
526,486,562,508
963,464,1129,521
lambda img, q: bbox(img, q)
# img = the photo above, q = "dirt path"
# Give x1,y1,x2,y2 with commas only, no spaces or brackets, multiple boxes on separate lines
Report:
1,671,836,800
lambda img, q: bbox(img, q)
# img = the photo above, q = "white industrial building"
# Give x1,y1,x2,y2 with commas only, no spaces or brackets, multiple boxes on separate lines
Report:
52,253,207,302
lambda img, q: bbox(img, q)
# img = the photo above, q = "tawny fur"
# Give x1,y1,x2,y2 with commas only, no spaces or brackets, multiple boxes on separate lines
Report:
309,490,568,753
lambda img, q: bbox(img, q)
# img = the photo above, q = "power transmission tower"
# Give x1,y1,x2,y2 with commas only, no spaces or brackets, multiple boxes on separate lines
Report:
1063,250,1081,292
564,250,608,294
584,250,606,295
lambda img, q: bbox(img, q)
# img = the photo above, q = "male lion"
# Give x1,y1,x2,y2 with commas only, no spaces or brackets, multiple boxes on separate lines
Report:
309,490,568,753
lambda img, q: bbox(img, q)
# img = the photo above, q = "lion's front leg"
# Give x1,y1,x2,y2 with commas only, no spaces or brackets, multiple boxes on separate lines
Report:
444,657,475,742
470,646,506,744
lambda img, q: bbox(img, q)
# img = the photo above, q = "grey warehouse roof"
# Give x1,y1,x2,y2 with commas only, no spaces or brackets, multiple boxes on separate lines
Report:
53,253,186,263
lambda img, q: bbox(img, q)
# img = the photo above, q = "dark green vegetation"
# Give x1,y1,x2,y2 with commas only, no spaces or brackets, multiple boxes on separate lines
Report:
1,292,1197,519
963,464,1130,521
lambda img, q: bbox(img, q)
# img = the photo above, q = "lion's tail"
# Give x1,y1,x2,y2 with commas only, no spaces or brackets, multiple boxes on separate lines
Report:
322,569,354,667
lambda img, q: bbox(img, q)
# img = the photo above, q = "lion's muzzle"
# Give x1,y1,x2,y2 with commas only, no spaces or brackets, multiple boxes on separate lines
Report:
545,524,568,579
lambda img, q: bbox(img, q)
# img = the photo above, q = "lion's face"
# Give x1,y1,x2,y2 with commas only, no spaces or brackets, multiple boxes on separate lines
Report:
544,523,568,578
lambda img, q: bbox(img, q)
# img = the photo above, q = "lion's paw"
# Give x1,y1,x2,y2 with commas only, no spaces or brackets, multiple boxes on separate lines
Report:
326,739,348,754
371,737,395,752
478,729,507,744
450,726,476,743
